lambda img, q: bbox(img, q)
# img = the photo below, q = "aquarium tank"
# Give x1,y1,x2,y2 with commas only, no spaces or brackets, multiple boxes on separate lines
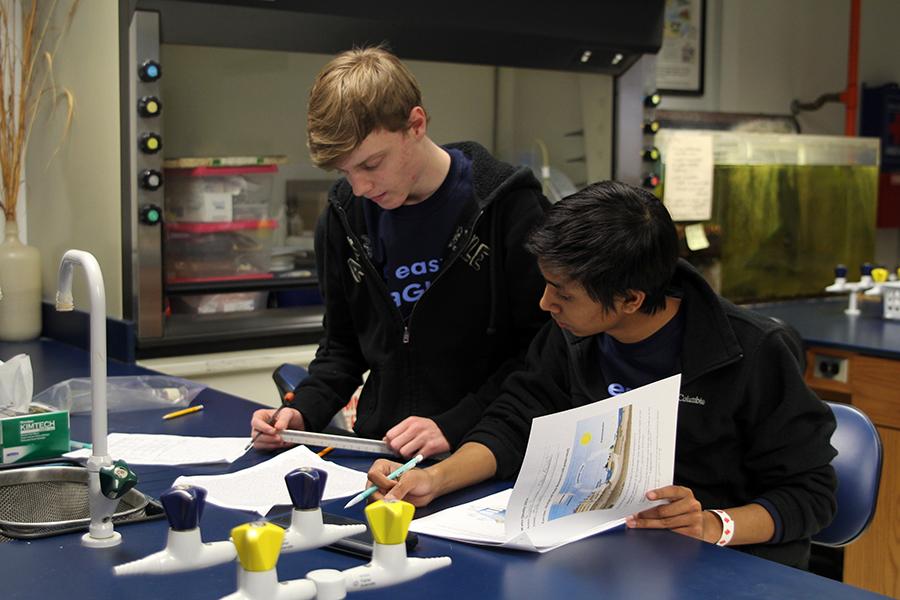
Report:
656,130,879,303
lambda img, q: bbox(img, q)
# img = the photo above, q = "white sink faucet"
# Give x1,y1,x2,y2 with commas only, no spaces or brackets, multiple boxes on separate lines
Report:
56,249,136,548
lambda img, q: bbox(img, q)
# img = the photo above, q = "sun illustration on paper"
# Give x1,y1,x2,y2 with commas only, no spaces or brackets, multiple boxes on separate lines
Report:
580,432,592,445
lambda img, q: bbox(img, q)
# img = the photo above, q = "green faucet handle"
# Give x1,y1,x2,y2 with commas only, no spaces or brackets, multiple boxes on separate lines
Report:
99,459,138,499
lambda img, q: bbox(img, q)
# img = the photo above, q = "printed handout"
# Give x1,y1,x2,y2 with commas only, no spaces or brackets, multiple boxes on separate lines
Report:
410,374,680,552
173,445,368,514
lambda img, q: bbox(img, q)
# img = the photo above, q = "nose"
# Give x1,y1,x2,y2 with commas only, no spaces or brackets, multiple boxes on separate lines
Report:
539,286,558,314
347,173,373,198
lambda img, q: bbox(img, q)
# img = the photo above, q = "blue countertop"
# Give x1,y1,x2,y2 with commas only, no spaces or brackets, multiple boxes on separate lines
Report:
0,338,885,599
750,296,900,359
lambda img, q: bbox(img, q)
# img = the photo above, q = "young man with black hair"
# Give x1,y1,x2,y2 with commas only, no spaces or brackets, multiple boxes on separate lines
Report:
367,180,837,568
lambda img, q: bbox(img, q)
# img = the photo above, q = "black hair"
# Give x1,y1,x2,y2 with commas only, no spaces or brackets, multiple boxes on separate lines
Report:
525,180,678,315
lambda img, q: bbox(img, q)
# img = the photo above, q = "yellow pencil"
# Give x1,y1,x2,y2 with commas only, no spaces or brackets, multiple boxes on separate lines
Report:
162,404,204,420
317,446,335,458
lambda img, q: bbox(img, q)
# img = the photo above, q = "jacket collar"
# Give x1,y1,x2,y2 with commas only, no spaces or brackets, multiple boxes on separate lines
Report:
673,260,743,384
566,259,743,387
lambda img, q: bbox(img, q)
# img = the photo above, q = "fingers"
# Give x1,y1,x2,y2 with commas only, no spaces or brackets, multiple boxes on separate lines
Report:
250,408,279,436
367,459,403,487
385,418,450,458
625,485,704,539
363,459,435,507
249,407,304,450
276,407,304,430
384,419,417,455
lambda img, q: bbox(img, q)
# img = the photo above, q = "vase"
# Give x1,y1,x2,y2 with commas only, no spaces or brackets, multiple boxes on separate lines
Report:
0,220,42,341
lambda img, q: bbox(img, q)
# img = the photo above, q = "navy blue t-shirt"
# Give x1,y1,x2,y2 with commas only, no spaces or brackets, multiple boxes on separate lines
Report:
598,306,684,398
362,148,473,318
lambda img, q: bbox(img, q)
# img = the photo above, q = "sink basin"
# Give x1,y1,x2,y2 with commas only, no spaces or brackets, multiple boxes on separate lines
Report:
0,464,163,541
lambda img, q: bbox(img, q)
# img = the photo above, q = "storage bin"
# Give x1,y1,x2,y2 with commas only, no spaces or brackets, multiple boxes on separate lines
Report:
169,292,269,315
164,220,278,283
165,165,277,223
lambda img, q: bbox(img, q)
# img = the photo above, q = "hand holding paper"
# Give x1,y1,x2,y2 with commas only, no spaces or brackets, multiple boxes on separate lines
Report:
409,375,681,552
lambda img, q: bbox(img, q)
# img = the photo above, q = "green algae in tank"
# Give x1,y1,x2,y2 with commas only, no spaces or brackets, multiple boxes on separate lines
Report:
710,164,877,303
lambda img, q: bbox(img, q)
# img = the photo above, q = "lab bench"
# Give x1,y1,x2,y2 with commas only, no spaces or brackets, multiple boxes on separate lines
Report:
0,336,881,599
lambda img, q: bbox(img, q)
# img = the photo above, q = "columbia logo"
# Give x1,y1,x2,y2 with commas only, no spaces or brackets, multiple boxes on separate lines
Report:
679,394,706,406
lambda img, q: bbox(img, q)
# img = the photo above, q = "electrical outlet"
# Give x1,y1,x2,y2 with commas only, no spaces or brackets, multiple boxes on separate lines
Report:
812,354,848,383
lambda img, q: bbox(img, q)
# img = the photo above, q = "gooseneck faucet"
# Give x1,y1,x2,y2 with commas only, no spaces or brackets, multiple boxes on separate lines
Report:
56,249,137,548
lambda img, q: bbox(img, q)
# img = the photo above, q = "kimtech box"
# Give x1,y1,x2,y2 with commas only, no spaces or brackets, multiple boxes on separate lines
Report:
0,407,70,464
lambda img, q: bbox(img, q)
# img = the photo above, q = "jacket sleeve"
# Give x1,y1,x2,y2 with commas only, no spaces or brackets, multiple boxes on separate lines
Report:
462,321,572,479
741,328,838,542
293,207,369,432
431,188,550,446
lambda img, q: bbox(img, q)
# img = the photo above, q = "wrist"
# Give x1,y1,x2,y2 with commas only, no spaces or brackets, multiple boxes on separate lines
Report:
425,463,450,497
707,509,735,546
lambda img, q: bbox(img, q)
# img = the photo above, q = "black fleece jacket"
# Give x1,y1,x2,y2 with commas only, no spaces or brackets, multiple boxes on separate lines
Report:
465,260,837,568
294,141,549,447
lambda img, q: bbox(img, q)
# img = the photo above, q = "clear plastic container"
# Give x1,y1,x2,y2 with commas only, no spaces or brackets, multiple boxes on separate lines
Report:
165,165,277,223
164,220,278,282
169,291,269,315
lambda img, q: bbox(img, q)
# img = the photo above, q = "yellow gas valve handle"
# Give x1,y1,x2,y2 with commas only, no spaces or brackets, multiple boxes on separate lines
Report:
365,499,415,545
230,521,284,572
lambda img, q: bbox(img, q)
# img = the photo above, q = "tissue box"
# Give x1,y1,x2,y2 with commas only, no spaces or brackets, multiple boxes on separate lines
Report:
0,407,70,464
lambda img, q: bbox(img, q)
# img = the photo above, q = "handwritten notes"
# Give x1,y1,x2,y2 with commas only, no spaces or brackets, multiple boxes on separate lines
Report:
662,132,714,222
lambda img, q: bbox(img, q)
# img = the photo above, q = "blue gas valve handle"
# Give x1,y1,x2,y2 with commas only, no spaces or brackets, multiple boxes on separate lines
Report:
159,485,207,531
284,467,328,510
835,264,848,278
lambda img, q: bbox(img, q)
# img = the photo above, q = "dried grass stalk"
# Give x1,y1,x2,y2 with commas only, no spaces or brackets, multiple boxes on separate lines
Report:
0,0,78,221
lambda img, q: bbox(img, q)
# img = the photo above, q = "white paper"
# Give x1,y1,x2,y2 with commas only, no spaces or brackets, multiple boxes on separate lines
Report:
684,223,710,251
662,132,714,221
173,445,368,514
64,432,250,466
410,375,680,552
0,354,33,413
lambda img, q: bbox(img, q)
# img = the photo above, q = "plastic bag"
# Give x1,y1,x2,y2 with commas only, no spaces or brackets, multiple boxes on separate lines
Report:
32,375,206,414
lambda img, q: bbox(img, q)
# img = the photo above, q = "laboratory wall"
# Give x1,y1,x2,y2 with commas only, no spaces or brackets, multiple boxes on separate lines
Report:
660,0,900,266
23,0,122,317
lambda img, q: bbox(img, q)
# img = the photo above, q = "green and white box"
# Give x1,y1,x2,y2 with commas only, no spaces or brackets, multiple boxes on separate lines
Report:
0,409,70,464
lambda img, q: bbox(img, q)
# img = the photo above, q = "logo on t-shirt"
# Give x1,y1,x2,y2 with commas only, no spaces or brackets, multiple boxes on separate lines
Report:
390,258,442,307
461,235,490,271
607,383,632,396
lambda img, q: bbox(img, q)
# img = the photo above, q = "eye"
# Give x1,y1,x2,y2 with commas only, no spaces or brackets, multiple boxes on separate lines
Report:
557,292,572,302
362,160,382,171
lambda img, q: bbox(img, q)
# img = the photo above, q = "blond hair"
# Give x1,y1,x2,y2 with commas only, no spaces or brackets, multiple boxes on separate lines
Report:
307,47,424,169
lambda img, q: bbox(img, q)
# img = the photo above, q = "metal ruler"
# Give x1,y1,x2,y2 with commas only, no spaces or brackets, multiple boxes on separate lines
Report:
280,429,392,455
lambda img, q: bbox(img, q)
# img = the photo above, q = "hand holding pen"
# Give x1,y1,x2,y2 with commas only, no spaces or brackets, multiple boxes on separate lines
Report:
345,454,424,508
246,391,298,451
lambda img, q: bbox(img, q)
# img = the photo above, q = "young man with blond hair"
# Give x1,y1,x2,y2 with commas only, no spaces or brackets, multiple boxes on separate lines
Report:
250,47,548,458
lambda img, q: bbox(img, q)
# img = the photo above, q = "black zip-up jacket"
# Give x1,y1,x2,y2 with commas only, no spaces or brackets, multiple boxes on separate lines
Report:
294,141,549,447
465,260,837,568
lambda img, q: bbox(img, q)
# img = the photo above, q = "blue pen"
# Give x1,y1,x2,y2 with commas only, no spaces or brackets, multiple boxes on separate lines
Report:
344,454,424,508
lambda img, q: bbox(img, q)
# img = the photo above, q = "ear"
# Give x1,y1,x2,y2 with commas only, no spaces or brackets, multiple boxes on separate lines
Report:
407,106,427,138
620,290,646,314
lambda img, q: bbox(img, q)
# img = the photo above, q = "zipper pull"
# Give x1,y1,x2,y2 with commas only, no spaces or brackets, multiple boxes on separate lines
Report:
403,326,410,344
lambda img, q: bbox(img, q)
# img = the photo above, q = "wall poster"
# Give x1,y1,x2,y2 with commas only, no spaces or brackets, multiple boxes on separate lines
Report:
656,0,705,95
